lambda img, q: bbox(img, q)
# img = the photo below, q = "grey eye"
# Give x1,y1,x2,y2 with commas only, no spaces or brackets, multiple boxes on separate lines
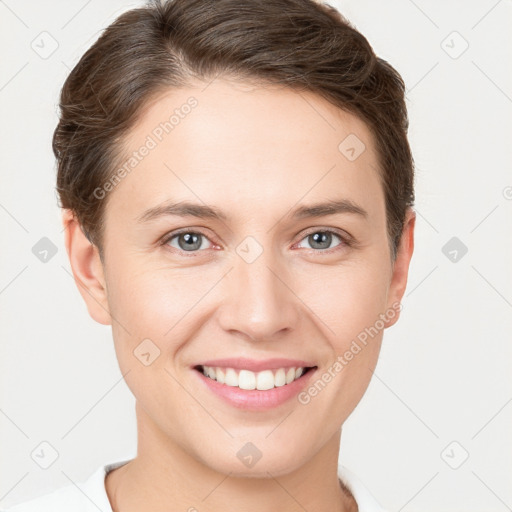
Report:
297,231,342,251
167,232,211,252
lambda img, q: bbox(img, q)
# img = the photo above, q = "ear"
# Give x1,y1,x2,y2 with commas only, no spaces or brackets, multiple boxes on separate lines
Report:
62,209,111,325
384,208,415,328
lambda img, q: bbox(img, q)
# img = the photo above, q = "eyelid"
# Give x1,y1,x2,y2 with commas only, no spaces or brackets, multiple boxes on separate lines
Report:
160,226,355,255
296,226,353,242
160,227,217,250
292,226,354,252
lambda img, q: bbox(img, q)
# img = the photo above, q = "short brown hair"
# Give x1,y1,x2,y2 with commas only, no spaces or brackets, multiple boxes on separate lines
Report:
53,0,414,261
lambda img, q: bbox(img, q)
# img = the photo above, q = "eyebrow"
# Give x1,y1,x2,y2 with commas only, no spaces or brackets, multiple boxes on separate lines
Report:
136,198,368,223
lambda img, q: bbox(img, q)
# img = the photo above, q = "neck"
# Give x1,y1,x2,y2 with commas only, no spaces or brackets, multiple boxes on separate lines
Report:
105,403,357,512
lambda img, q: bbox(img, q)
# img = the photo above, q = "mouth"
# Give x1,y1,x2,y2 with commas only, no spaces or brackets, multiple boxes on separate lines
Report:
193,364,317,391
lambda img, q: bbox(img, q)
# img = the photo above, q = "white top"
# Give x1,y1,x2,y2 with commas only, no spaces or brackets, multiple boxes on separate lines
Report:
3,459,388,512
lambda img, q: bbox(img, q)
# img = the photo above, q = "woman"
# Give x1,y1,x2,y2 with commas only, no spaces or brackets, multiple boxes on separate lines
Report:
5,0,415,510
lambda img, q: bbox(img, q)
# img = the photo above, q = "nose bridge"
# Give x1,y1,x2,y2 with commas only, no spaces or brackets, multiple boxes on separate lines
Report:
219,235,299,341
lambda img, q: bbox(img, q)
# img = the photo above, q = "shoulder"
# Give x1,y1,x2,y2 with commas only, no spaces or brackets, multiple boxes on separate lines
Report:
338,465,389,512
3,484,90,512
3,465,109,512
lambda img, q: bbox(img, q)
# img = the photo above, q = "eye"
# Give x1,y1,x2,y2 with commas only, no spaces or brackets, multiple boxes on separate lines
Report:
162,230,214,253
160,227,353,256
295,229,349,253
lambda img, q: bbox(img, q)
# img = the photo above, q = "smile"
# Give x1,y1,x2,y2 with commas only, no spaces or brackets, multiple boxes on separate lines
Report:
193,364,318,411
195,364,316,390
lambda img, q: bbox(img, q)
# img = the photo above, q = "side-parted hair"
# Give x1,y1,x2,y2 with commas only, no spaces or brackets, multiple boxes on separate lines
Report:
53,0,414,261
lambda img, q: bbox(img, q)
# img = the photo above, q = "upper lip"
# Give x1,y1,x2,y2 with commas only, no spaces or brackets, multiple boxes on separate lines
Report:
194,358,317,372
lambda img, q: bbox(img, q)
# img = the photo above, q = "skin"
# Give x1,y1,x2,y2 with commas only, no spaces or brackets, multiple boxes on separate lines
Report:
63,78,415,512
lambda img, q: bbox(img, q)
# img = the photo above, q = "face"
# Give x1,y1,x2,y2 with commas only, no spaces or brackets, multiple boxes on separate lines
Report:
65,78,414,477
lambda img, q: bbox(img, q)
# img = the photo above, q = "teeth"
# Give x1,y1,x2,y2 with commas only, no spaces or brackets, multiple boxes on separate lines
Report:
239,370,256,390
256,370,274,391
274,368,286,387
200,365,310,390
225,368,238,387
216,367,225,384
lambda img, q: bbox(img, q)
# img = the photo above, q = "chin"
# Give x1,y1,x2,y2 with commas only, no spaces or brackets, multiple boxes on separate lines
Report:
200,442,308,479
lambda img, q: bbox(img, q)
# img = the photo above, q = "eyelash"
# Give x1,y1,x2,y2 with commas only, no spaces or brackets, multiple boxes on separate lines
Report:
159,227,354,256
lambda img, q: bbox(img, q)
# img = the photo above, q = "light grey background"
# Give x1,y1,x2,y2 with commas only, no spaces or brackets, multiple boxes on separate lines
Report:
1,1,511,510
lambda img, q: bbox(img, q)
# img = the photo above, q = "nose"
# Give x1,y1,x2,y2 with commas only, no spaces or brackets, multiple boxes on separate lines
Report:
217,243,301,343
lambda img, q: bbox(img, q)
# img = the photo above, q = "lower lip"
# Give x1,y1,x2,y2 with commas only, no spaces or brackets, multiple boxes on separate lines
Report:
193,368,317,411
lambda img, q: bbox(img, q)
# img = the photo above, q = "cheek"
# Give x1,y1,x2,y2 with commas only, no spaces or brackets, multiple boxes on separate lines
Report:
302,260,391,346
107,268,194,407
106,245,391,360
302,265,388,418
105,264,175,368
108,261,204,333
107,262,224,375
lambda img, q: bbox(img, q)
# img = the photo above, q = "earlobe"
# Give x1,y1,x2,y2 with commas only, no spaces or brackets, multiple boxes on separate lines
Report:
385,208,416,328
62,209,112,326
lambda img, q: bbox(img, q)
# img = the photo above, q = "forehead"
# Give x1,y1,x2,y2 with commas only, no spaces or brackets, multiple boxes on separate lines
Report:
106,78,384,227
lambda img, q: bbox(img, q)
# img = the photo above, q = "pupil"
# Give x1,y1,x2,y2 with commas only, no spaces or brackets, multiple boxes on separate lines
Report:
179,233,201,251
310,232,331,250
